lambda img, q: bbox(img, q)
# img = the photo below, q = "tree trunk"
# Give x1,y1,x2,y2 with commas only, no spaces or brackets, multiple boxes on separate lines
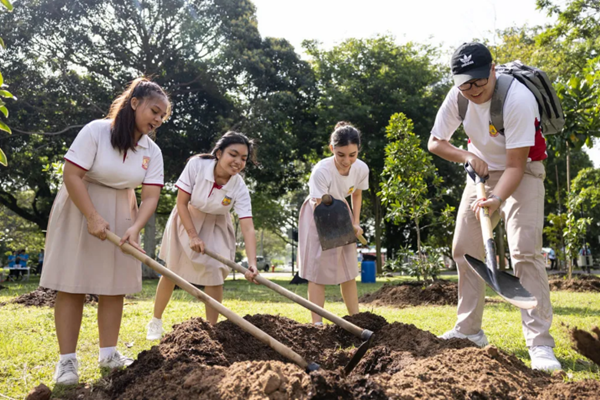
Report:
555,164,565,270
566,142,573,280
142,212,159,279
372,184,383,274
415,217,421,256
495,222,506,270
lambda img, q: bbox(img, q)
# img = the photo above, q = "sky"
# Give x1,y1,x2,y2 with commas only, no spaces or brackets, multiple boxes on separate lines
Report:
250,0,600,167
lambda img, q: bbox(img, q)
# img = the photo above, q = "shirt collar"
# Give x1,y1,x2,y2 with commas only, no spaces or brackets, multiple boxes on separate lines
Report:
136,134,150,149
203,158,233,190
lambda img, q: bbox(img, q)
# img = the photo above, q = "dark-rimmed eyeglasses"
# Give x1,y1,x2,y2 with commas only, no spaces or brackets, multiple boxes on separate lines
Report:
458,78,488,91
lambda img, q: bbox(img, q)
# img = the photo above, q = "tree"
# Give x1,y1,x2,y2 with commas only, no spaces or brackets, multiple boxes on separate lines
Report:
305,36,447,273
0,0,15,166
379,113,454,262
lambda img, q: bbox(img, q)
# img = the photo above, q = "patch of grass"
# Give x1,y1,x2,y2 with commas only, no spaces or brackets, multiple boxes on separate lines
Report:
0,274,598,399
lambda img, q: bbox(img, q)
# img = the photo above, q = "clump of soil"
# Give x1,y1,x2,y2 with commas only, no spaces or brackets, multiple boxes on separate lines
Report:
25,383,51,400
570,326,600,366
0,287,98,307
538,380,600,399
54,312,600,400
548,274,600,292
359,279,458,308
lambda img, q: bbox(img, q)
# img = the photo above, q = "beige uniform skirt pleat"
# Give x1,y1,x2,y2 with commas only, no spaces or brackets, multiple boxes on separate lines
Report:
159,205,235,286
40,180,140,295
297,198,358,285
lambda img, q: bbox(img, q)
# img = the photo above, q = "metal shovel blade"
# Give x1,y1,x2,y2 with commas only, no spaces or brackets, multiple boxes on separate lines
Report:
464,254,538,309
314,196,356,251
344,330,374,375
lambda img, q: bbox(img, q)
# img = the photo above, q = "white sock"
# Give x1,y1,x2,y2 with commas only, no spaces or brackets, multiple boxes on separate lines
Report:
59,353,77,362
99,346,117,361
314,322,324,326
152,317,162,324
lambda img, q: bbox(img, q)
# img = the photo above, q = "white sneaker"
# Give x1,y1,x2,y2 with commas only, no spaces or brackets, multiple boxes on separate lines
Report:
54,358,79,385
146,318,164,340
529,346,561,372
439,328,489,347
99,350,134,369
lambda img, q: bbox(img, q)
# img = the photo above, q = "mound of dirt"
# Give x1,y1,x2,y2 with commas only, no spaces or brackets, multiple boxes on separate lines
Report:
570,326,600,366
0,287,98,307
538,380,600,399
54,312,600,400
359,279,458,308
548,274,600,292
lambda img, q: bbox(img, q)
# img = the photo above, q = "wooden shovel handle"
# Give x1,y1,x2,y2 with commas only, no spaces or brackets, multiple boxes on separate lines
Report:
357,233,367,245
203,249,369,339
105,231,310,369
475,182,494,242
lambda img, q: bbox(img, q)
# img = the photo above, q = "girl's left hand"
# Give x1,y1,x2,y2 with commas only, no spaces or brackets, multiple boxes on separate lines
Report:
244,265,260,285
353,224,364,237
471,197,501,220
120,226,145,253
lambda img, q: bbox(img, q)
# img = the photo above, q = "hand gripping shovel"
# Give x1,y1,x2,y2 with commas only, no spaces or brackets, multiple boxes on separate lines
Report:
463,163,537,309
105,231,320,373
202,248,374,375
314,194,368,250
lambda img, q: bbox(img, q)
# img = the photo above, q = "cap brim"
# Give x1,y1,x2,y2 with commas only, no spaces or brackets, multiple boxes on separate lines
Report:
453,64,491,86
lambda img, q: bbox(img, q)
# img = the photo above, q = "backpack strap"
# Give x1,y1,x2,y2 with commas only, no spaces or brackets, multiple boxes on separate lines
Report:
457,93,468,121
490,74,514,135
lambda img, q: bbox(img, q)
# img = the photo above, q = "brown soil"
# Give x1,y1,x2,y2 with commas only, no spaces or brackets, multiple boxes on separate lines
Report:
570,326,600,366
359,279,458,308
25,384,51,400
538,380,600,399
53,312,599,400
0,287,99,307
548,274,600,292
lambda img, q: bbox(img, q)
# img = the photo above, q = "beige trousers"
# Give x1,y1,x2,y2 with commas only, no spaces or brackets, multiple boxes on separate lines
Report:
452,161,555,347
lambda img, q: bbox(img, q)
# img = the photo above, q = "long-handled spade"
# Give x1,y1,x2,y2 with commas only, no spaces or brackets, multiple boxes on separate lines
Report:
202,249,374,375
463,163,538,309
105,231,320,373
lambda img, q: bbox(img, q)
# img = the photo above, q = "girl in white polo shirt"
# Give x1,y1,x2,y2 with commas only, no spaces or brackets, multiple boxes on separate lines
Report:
146,132,259,337
298,121,369,325
41,78,170,385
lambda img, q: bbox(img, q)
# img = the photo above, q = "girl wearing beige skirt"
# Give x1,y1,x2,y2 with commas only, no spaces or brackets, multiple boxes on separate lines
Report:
40,78,170,385
298,122,370,325
146,132,259,338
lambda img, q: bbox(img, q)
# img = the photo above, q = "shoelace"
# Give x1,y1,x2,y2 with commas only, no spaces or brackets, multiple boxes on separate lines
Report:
58,359,77,377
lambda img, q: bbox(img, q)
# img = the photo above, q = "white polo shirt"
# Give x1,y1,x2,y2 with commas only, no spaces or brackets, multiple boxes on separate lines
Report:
65,119,164,189
309,157,369,201
176,157,252,219
430,75,546,171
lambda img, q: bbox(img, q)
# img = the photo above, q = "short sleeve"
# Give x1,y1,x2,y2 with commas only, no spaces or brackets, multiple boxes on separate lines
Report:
503,82,538,149
142,144,164,186
64,122,99,170
430,87,463,142
308,166,330,199
356,161,369,191
233,180,252,219
175,158,199,195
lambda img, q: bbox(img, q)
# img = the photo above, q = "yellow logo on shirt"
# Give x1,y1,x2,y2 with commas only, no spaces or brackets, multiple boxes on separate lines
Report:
489,124,499,137
347,186,355,195
142,156,150,170
222,196,232,206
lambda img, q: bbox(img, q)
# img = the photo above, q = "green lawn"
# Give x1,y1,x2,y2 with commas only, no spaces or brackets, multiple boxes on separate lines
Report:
0,274,599,399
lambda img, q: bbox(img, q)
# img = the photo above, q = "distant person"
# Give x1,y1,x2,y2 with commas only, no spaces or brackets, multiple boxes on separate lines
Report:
297,121,369,325
428,42,560,371
548,248,557,270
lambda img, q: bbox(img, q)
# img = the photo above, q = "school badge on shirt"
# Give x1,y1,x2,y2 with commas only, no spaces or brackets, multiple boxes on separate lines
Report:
222,196,232,206
347,186,355,195
489,123,499,137
142,156,150,170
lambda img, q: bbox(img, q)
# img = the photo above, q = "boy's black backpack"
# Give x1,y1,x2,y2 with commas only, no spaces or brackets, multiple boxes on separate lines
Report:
458,60,565,135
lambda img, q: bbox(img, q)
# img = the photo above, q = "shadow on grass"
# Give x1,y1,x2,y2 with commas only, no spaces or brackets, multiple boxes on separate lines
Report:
552,306,600,317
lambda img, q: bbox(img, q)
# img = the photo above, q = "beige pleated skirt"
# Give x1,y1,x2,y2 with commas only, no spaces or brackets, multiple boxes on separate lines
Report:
297,198,359,285
159,205,235,286
40,179,141,295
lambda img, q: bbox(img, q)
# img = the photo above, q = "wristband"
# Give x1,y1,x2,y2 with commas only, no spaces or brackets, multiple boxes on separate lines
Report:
490,194,503,204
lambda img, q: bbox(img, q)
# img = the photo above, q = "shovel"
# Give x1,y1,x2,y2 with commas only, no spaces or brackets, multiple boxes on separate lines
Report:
202,248,374,375
314,194,368,251
463,163,538,310
105,231,320,373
